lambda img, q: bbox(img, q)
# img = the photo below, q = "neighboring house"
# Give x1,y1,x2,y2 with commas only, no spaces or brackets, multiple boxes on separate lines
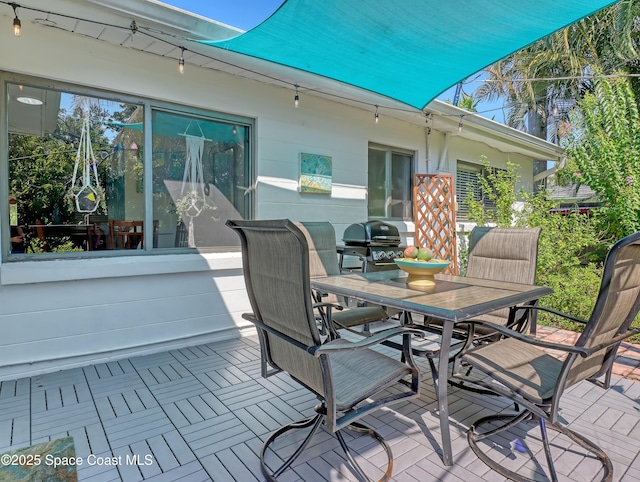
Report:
0,0,564,379
547,183,601,214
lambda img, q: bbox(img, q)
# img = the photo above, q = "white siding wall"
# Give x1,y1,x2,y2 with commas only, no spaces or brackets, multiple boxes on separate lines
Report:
0,16,535,380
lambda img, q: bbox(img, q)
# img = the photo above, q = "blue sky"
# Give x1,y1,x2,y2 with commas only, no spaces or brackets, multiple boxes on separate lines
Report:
161,1,504,122
160,0,284,30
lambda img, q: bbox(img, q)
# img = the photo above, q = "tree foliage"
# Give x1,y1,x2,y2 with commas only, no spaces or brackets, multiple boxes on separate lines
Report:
561,75,640,239
475,0,640,133
462,159,610,334
445,90,479,112
465,157,520,226
9,104,112,228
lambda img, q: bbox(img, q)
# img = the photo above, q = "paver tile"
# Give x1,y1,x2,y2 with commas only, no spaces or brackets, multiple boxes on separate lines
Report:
0,333,637,481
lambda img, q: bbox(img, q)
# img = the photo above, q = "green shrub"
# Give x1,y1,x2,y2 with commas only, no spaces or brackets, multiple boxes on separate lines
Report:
536,264,602,331
462,156,620,339
561,75,640,240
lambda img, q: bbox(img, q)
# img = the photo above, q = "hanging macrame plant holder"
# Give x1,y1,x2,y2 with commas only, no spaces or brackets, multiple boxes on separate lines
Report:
179,122,210,247
71,109,101,213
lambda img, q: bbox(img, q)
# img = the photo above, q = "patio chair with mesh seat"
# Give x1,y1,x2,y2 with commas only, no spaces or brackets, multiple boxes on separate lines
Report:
454,230,640,482
419,227,542,387
295,221,389,338
226,218,421,482
463,226,541,335
426,226,541,339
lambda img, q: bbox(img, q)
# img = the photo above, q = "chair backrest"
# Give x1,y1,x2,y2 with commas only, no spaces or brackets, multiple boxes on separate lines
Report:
109,220,144,249
34,219,49,252
467,226,541,285
565,231,640,388
294,222,341,277
175,220,188,247
294,222,344,308
227,219,325,395
465,227,541,328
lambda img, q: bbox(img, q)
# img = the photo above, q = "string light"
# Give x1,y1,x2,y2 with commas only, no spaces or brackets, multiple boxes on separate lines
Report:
294,84,299,108
426,112,435,126
1,0,566,127
458,115,464,133
9,2,21,36
128,20,137,43
0,0,490,120
178,47,185,74
8,0,640,129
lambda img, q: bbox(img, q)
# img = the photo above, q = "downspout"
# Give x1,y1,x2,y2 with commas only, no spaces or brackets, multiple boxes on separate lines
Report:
437,132,450,171
424,125,431,172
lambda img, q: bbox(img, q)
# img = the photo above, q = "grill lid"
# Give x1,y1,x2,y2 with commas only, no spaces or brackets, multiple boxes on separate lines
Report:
342,221,400,246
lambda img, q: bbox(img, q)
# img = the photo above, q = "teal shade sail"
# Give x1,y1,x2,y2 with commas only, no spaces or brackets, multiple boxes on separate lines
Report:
202,0,619,109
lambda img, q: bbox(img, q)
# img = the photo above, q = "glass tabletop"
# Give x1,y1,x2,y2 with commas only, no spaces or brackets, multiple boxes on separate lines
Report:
311,270,553,323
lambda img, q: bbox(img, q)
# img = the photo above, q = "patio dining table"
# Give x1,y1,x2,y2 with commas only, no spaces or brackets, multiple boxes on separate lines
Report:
310,269,552,466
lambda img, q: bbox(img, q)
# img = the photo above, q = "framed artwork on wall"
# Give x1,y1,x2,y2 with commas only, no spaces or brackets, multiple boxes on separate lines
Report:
299,152,332,194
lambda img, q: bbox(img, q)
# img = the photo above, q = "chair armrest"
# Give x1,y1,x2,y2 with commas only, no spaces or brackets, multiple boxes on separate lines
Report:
243,312,424,359
313,288,329,298
313,302,343,311
582,328,640,355
468,321,590,357
243,312,333,353
310,327,425,357
242,312,257,323
513,305,589,325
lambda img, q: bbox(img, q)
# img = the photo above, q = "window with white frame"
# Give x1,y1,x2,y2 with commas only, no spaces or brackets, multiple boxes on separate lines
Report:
455,161,500,219
4,75,253,258
367,145,413,220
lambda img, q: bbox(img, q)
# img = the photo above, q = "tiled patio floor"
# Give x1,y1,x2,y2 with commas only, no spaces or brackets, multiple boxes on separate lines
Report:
536,325,640,381
0,330,639,481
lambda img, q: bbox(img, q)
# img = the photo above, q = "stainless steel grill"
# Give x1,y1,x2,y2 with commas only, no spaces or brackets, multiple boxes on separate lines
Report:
338,221,405,272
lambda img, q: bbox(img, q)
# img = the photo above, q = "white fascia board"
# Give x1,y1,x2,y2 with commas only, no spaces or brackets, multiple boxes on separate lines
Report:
425,100,565,161
47,0,564,162
84,0,243,40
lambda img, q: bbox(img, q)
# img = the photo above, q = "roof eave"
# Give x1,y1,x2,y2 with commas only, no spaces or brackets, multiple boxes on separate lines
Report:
84,0,243,40
426,100,565,161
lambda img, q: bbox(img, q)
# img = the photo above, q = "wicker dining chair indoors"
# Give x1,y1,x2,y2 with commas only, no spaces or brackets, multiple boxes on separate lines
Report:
454,230,640,482
226,219,421,482
295,221,389,338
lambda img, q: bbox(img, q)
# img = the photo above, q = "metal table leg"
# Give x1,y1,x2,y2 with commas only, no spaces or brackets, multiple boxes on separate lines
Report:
438,321,454,466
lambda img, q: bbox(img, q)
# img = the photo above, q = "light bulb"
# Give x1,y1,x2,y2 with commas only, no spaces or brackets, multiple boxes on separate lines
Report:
13,16,21,36
178,48,185,74
374,106,379,124
458,116,463,133
294,85,299,108
10,3,21,37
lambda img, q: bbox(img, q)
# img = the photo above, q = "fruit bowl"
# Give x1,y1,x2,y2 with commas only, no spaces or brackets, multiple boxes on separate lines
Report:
394,258,450,290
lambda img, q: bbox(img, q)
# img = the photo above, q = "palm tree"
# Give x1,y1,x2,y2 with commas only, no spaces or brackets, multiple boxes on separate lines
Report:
474,0,640,141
